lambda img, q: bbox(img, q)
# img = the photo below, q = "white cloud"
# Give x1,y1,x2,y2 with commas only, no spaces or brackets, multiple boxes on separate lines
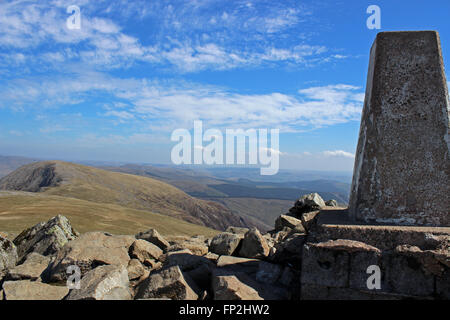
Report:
323,150,355,158
0,0,345,72
0,69,364,133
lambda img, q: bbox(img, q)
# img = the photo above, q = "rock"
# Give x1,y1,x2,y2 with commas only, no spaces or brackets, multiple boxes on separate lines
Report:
209,232,243,256
271,233,306,268
163,249,213,271
66,265,131,300
135,229,170,251
2,280,69,300
226,227,249,235
6,253,51,281
13,215,78,261
162,249,214,290
212,275,263,300
275,215,303,232
167,238,209,256
300,210,320,231
239,228,270,259
289,193,325,217
216,255,260,268
204,252,219,263
135,266,198,300
127,259,146,281
46,232,135,282
0,236,18,272
325,199,338,207
129,239,163,266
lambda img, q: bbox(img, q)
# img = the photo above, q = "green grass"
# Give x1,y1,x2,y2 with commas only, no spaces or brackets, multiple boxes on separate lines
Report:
0,191,218,237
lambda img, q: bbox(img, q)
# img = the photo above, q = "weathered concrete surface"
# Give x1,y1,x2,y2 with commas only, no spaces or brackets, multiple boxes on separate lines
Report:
311,209,450,251
349,31,450,227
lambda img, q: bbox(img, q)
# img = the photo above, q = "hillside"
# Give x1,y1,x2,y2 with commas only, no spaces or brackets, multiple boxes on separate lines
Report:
101,164,350,231
0,191,218,237
0,161,247,231
0,155,38,178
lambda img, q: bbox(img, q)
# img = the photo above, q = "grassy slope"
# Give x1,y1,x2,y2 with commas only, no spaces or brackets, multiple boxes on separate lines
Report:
0,161,246,230
0,191,218,237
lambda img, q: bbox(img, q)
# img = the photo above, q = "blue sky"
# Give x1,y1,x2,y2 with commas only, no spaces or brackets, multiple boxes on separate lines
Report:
0,0,449,172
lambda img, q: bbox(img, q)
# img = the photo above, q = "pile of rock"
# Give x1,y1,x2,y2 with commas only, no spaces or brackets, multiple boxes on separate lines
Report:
1,192,449,300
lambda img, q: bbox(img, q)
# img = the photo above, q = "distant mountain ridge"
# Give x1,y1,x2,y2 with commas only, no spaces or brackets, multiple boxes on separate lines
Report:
0,161,248,231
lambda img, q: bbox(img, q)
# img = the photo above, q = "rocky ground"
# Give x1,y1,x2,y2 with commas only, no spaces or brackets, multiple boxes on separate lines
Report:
0,193,449,300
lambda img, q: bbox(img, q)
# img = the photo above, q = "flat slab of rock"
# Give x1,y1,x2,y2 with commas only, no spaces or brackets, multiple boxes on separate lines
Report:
7,252,51,281
0,236,17,272
135,229,170,251
275,215,303,231
209,232,243,256
67,265,131,300
213,275,263,300
135,266,198,300
13,215,78,261
46,232,135,281
2,280,69,300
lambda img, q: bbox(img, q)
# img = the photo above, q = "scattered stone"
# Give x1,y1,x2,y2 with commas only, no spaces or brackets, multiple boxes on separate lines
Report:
275,215,303,231
271,233,306,267
135,266,198,300
168,237,209,256
204,252,219,263
212,275,263,300
129,239,163,266
0,236,18,272
209,232,243,256
325,199,338,207
163,249,213,272
6,252,51,281
135,229,170,251
239,228,270,259
13,215,78,261
127,259,146,281
2,280,69,300
289,193,325,217
300,210,321,231
216,255,259,268
46,232,135,282
67,265,131,300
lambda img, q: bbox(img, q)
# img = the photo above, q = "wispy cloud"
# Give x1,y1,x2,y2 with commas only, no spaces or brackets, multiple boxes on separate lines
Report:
0,70,363,132
0,0,346,73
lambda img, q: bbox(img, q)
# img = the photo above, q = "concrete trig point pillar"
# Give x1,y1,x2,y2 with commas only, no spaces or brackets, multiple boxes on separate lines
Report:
349,31,450,227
